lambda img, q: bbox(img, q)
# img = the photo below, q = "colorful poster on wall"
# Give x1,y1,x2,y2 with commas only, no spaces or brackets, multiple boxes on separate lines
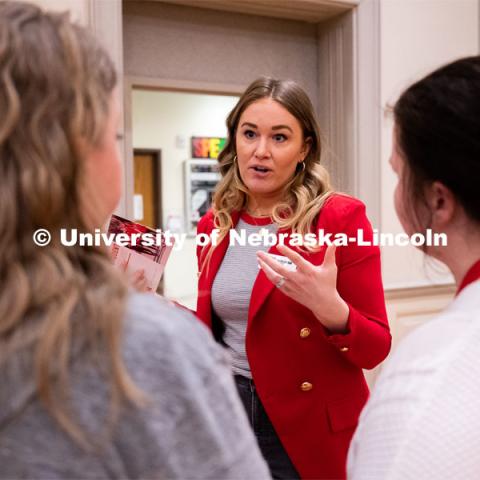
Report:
191,137,226,159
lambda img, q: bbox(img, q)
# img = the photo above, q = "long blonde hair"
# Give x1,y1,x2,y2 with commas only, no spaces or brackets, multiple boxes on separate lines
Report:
201,77,333,269
0,2,142,447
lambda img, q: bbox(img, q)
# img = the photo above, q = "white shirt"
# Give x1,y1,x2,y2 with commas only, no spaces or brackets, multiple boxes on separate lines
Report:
347,280,480,480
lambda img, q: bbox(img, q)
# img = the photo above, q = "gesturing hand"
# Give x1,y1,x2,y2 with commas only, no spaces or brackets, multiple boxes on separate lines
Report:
257,244,349,333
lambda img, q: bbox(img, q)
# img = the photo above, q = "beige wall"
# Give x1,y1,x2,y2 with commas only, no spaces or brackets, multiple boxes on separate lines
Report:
366,0,479,381
380,0,479,290
26,0,91,24
123,1,320,111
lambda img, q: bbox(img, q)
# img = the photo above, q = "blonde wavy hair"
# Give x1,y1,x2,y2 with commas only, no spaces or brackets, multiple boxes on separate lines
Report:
201,77,333,269
0,2,142,447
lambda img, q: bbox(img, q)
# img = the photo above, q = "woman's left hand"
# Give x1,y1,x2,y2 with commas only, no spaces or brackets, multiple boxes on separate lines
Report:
257,244,350,333
121,261,150,293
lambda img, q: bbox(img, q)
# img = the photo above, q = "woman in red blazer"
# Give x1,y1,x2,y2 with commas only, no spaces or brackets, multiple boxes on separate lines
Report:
196,77,391,480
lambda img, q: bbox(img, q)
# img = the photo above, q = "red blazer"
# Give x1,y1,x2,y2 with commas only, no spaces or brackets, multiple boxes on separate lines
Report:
195,194,391,480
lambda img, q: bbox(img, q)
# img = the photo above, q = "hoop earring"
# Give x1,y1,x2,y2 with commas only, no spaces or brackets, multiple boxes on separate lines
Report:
298,161,305,173
233,155,237,163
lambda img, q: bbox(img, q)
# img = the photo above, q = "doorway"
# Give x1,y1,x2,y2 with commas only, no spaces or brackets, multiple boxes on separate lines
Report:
130,89,239,308
133,148,162,230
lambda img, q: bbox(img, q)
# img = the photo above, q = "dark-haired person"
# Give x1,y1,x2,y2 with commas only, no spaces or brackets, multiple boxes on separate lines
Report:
347,55,480,480
195,77,391,479
0,3,271,479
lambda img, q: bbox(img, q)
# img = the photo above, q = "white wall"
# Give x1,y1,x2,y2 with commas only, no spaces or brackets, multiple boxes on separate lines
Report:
132,90,239,308
379,0,479,289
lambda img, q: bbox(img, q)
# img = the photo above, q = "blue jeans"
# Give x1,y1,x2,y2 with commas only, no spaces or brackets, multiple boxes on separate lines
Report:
234,375,300,480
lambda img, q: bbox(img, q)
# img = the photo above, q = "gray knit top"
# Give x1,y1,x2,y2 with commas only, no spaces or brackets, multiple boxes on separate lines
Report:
211,213,277,378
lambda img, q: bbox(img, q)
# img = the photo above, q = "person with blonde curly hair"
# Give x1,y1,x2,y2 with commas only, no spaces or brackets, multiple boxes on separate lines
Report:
195,77,391,479
0,2,270,479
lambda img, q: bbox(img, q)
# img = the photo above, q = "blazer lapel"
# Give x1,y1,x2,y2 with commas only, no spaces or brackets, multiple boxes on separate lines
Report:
197,211,241,327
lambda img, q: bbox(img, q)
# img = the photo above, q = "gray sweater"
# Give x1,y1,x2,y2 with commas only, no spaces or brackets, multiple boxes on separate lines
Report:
211,219,276,378
0,293,271,479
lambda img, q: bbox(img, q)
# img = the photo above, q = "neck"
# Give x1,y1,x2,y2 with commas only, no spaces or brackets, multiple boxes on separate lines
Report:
448,251,480,286
246,207,272,217
431,227,480,286
246,194,282,217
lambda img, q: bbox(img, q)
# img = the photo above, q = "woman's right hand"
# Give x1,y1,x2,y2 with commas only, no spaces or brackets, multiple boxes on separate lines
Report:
257,244,350,333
